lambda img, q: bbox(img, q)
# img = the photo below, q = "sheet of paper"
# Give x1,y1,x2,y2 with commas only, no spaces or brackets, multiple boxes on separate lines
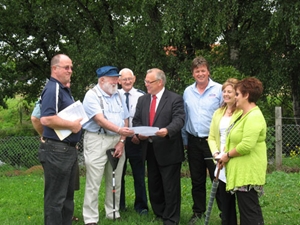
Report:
54,100,89,140
129,126,159,136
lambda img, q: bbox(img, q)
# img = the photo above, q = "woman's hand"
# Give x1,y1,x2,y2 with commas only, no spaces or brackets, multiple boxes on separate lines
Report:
218,152,230,168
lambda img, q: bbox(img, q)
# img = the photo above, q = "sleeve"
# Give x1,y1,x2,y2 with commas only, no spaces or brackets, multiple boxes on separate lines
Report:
82,90,103,119
132,96,144,127
31,100,41,118
165,94,185,138
208,110,220,154
41,86,57,117
235,110,265,155
181,91,188,146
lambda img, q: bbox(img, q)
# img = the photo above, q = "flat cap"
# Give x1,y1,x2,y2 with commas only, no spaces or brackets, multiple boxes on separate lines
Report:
96,66,120,78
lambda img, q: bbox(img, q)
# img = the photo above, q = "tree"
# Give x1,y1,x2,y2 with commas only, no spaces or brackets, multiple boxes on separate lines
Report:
1,0,300,126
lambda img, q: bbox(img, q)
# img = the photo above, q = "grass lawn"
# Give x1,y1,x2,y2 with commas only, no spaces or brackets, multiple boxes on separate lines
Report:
0,166,300,224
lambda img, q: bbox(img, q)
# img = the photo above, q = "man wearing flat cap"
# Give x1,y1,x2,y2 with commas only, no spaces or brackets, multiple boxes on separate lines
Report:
82,66,134,225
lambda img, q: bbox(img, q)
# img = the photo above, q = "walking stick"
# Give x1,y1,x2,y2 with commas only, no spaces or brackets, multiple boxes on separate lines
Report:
106,148,120,221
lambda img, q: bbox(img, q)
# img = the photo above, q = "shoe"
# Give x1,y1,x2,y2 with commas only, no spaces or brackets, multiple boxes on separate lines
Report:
139,209,148,215
72,216,79,222
188,213,204,225
152,216,163,222
120,206,127,212
85,223,97,225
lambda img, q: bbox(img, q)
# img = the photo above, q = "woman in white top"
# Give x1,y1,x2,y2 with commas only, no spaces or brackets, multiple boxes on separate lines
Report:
208,78,242,225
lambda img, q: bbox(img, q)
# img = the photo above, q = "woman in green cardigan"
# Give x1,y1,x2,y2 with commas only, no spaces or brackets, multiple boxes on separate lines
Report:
208,78,242,225
219,77,267,225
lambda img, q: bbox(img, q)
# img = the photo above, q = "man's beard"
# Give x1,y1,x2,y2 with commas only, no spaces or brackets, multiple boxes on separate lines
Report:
103,82,118,95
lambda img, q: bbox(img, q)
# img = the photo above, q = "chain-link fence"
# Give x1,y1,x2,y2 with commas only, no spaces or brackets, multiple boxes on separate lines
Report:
0,124,299,174
0,135,85,174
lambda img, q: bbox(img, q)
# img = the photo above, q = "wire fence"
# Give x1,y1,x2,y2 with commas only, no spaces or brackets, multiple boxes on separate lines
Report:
0,124,299,174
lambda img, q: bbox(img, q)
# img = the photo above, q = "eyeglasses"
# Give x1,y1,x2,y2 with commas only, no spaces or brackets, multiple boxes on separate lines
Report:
120,77,134,82
56,65,73,71
144,79,159,85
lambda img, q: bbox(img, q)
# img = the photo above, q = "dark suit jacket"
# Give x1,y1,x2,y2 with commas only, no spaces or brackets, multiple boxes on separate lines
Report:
132,89,185,166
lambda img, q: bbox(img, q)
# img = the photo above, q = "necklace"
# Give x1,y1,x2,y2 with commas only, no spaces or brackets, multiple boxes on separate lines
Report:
226,109,232,115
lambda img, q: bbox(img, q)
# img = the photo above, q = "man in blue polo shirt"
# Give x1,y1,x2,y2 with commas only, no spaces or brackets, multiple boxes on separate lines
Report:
39,54,82,225
182,56,223,225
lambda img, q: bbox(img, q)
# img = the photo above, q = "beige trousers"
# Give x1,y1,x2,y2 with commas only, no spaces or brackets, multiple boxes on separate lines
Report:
83,131,125,224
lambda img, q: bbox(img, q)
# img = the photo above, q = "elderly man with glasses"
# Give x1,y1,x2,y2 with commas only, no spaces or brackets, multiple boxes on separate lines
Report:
118,68,148,215
133,68,185,225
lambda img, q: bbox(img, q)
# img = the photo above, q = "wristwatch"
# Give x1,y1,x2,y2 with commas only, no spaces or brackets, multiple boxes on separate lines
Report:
119,139,126,144
227,152,232,159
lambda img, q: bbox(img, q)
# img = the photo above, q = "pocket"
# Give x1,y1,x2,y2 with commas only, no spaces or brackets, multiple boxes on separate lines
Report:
50,143,70,153
38,143,47,163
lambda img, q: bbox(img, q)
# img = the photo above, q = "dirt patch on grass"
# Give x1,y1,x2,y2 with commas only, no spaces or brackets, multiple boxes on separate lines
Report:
4,170,23,176
3,165,44,176
24,165,44,174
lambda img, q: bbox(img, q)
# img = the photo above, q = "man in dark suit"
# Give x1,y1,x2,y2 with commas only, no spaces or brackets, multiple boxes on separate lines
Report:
132,68,185,225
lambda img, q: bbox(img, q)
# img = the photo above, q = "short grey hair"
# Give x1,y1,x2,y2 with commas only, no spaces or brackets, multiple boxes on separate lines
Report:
147,68,166,85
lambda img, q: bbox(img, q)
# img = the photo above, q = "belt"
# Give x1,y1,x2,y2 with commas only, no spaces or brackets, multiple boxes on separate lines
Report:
187,133,208,142
43,137,77,147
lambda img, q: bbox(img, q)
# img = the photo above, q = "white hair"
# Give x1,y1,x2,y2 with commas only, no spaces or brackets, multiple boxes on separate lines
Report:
119,68,134,76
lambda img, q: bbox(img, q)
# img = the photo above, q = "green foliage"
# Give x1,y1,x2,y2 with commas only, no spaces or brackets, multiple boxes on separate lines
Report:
0,97,35,137
266,126,276,158
1,0,300,123
211,65,245,84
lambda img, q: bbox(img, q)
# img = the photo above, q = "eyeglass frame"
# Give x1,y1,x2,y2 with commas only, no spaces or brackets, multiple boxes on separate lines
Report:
144,79,159,85
120,77,134,82
55,65,73,71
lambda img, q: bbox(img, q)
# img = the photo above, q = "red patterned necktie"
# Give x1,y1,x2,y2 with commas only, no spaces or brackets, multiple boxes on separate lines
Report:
149,95,157,126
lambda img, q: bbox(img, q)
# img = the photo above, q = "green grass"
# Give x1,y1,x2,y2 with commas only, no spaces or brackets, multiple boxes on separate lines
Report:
0,169,300,225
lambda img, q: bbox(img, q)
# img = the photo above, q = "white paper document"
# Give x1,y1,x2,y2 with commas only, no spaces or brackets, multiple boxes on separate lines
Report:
54,100,89,140
129,126,159,136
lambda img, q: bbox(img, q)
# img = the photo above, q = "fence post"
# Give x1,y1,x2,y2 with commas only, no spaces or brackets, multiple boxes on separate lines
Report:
275,106,282,169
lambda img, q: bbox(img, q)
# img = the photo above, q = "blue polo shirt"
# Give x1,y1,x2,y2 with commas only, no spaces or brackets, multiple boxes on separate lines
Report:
182,79,223,145
41,77,82,143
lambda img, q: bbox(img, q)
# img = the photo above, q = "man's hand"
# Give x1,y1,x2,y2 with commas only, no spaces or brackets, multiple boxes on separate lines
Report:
118,127,134,137
137,134,148,140
113,142,124,158
155,128,168,137
70,118,83,133
131,135,140,145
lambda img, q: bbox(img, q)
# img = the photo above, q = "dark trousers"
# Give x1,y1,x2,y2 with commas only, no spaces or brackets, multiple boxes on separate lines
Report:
74,161,80,191
236,189,264,225
38,141,77,225
120,139,148,213
218,181,237,225
147,143,181,225
187,133,222,214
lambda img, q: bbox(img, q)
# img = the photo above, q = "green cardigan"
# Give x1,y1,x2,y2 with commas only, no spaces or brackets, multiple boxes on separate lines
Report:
225,106,267,191
208,107,242,154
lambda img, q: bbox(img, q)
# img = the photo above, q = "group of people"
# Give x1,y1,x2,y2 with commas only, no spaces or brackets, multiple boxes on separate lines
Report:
32,53,267,225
